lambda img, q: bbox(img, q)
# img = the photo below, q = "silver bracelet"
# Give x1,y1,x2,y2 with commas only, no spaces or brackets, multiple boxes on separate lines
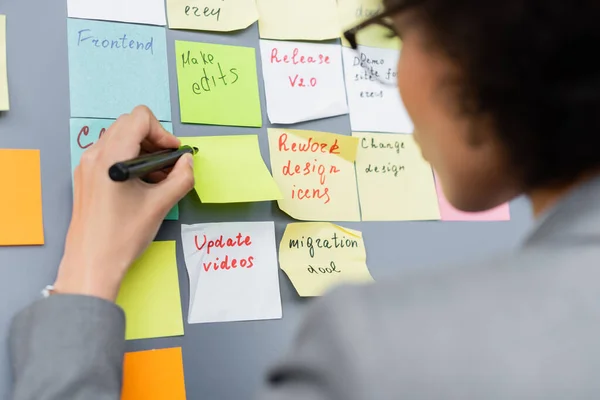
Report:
41,285,55,298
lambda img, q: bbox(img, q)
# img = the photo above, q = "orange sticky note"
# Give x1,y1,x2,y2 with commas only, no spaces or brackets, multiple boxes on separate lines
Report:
0,149,44,246
122,347,187,400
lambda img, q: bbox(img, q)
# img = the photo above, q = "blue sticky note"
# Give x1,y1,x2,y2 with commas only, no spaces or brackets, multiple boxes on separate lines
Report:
67,19,171,121
69,118,179,221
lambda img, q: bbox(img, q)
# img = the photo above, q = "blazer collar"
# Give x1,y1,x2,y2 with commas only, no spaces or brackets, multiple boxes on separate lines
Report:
524,174,600,247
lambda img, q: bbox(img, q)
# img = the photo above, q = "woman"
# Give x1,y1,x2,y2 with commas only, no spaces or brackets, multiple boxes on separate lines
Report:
10,0,600,398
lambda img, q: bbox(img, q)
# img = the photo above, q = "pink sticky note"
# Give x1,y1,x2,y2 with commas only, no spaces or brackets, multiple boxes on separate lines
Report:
434,174,510,221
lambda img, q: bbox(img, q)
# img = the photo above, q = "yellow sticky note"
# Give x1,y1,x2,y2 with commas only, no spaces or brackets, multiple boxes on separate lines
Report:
122,348,186,400
267,128,361,222
181,135,282,203
0,15,9,111
116,241,184,341
0,150,44,246
257,0,340,41
167,0,258,32
337,0,401,49
279,222,373,297
354,132,441,221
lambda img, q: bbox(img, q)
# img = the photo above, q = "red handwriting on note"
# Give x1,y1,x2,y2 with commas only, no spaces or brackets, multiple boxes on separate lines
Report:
77,126,106,150
259,41,349,124
270,47,331,89
194,233,255,272
278,133,340,154
267,128,361,221
181,222,282,324
270,47,331,65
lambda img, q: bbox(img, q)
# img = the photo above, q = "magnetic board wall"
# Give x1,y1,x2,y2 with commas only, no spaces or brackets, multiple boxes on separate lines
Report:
0,1,533,399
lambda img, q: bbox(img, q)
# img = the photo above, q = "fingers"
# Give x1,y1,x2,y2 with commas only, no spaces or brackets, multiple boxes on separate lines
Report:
152,154,195,213
121,106,180,151
96,106,180,162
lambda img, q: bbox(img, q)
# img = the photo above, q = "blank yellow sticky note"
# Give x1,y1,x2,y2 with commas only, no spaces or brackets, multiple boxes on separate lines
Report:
353,132,441,221
0,150,44,246
122,347,186,400
337,0,401,49
0,15,9,111
279,222,373,297
116,241,184,341
167,0,258,32
257,0,340,41
267,128,361,222
181,135,282,203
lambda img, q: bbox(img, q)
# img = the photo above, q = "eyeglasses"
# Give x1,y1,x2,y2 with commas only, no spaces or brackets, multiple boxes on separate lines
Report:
343,7,402,86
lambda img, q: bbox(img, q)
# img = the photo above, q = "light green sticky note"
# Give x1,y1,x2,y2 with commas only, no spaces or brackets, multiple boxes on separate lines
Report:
181,135,282,203
175,40,262,127
116,241,184,340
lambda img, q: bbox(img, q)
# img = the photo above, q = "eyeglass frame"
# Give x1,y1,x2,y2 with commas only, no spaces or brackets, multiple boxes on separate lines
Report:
343,6,402,51
342,6,405,86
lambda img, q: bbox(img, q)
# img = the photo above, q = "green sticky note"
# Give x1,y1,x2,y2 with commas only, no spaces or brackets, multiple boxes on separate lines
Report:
165,204,179,221
175,40,262,127
116,241,184,340
181,135,282,203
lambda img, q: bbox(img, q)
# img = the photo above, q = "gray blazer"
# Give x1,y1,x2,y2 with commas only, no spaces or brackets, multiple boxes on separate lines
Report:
10,175,600,400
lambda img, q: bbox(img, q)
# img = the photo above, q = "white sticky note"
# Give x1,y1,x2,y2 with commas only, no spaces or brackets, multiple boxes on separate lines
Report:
342,46,413,133
259,40,349,124
68,0,167,26
181,222,282,324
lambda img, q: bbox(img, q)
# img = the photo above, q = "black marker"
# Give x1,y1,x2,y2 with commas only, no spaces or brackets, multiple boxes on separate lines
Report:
109,146,198,182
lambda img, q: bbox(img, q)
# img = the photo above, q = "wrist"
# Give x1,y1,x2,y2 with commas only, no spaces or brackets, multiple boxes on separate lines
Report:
54,258,123,302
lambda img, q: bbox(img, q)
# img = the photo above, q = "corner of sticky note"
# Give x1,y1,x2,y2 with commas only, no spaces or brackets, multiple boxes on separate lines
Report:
434,172,511,221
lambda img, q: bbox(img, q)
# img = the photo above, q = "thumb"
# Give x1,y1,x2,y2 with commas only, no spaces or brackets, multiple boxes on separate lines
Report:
153,153,195,211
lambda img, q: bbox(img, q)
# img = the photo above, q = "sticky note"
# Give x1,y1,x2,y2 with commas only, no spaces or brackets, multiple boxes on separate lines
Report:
280,222,373,297
267,128,361,222
0,15,8,111
180,135,281,204
257,0,339,41
259,40,348,124
175,41,262,127
181,222,282,324
116,241,184,340
69,118,179,220
122,348,186,400
67,0,167,26
435,174,511,221
354,132,440,221
342,46,413,133
337,0,400,49
67,19,171,121
167,0,258,32
0,150,44,246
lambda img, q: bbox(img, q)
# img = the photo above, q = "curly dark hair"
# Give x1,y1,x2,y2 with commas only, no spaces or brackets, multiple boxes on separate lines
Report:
385,0,600,188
